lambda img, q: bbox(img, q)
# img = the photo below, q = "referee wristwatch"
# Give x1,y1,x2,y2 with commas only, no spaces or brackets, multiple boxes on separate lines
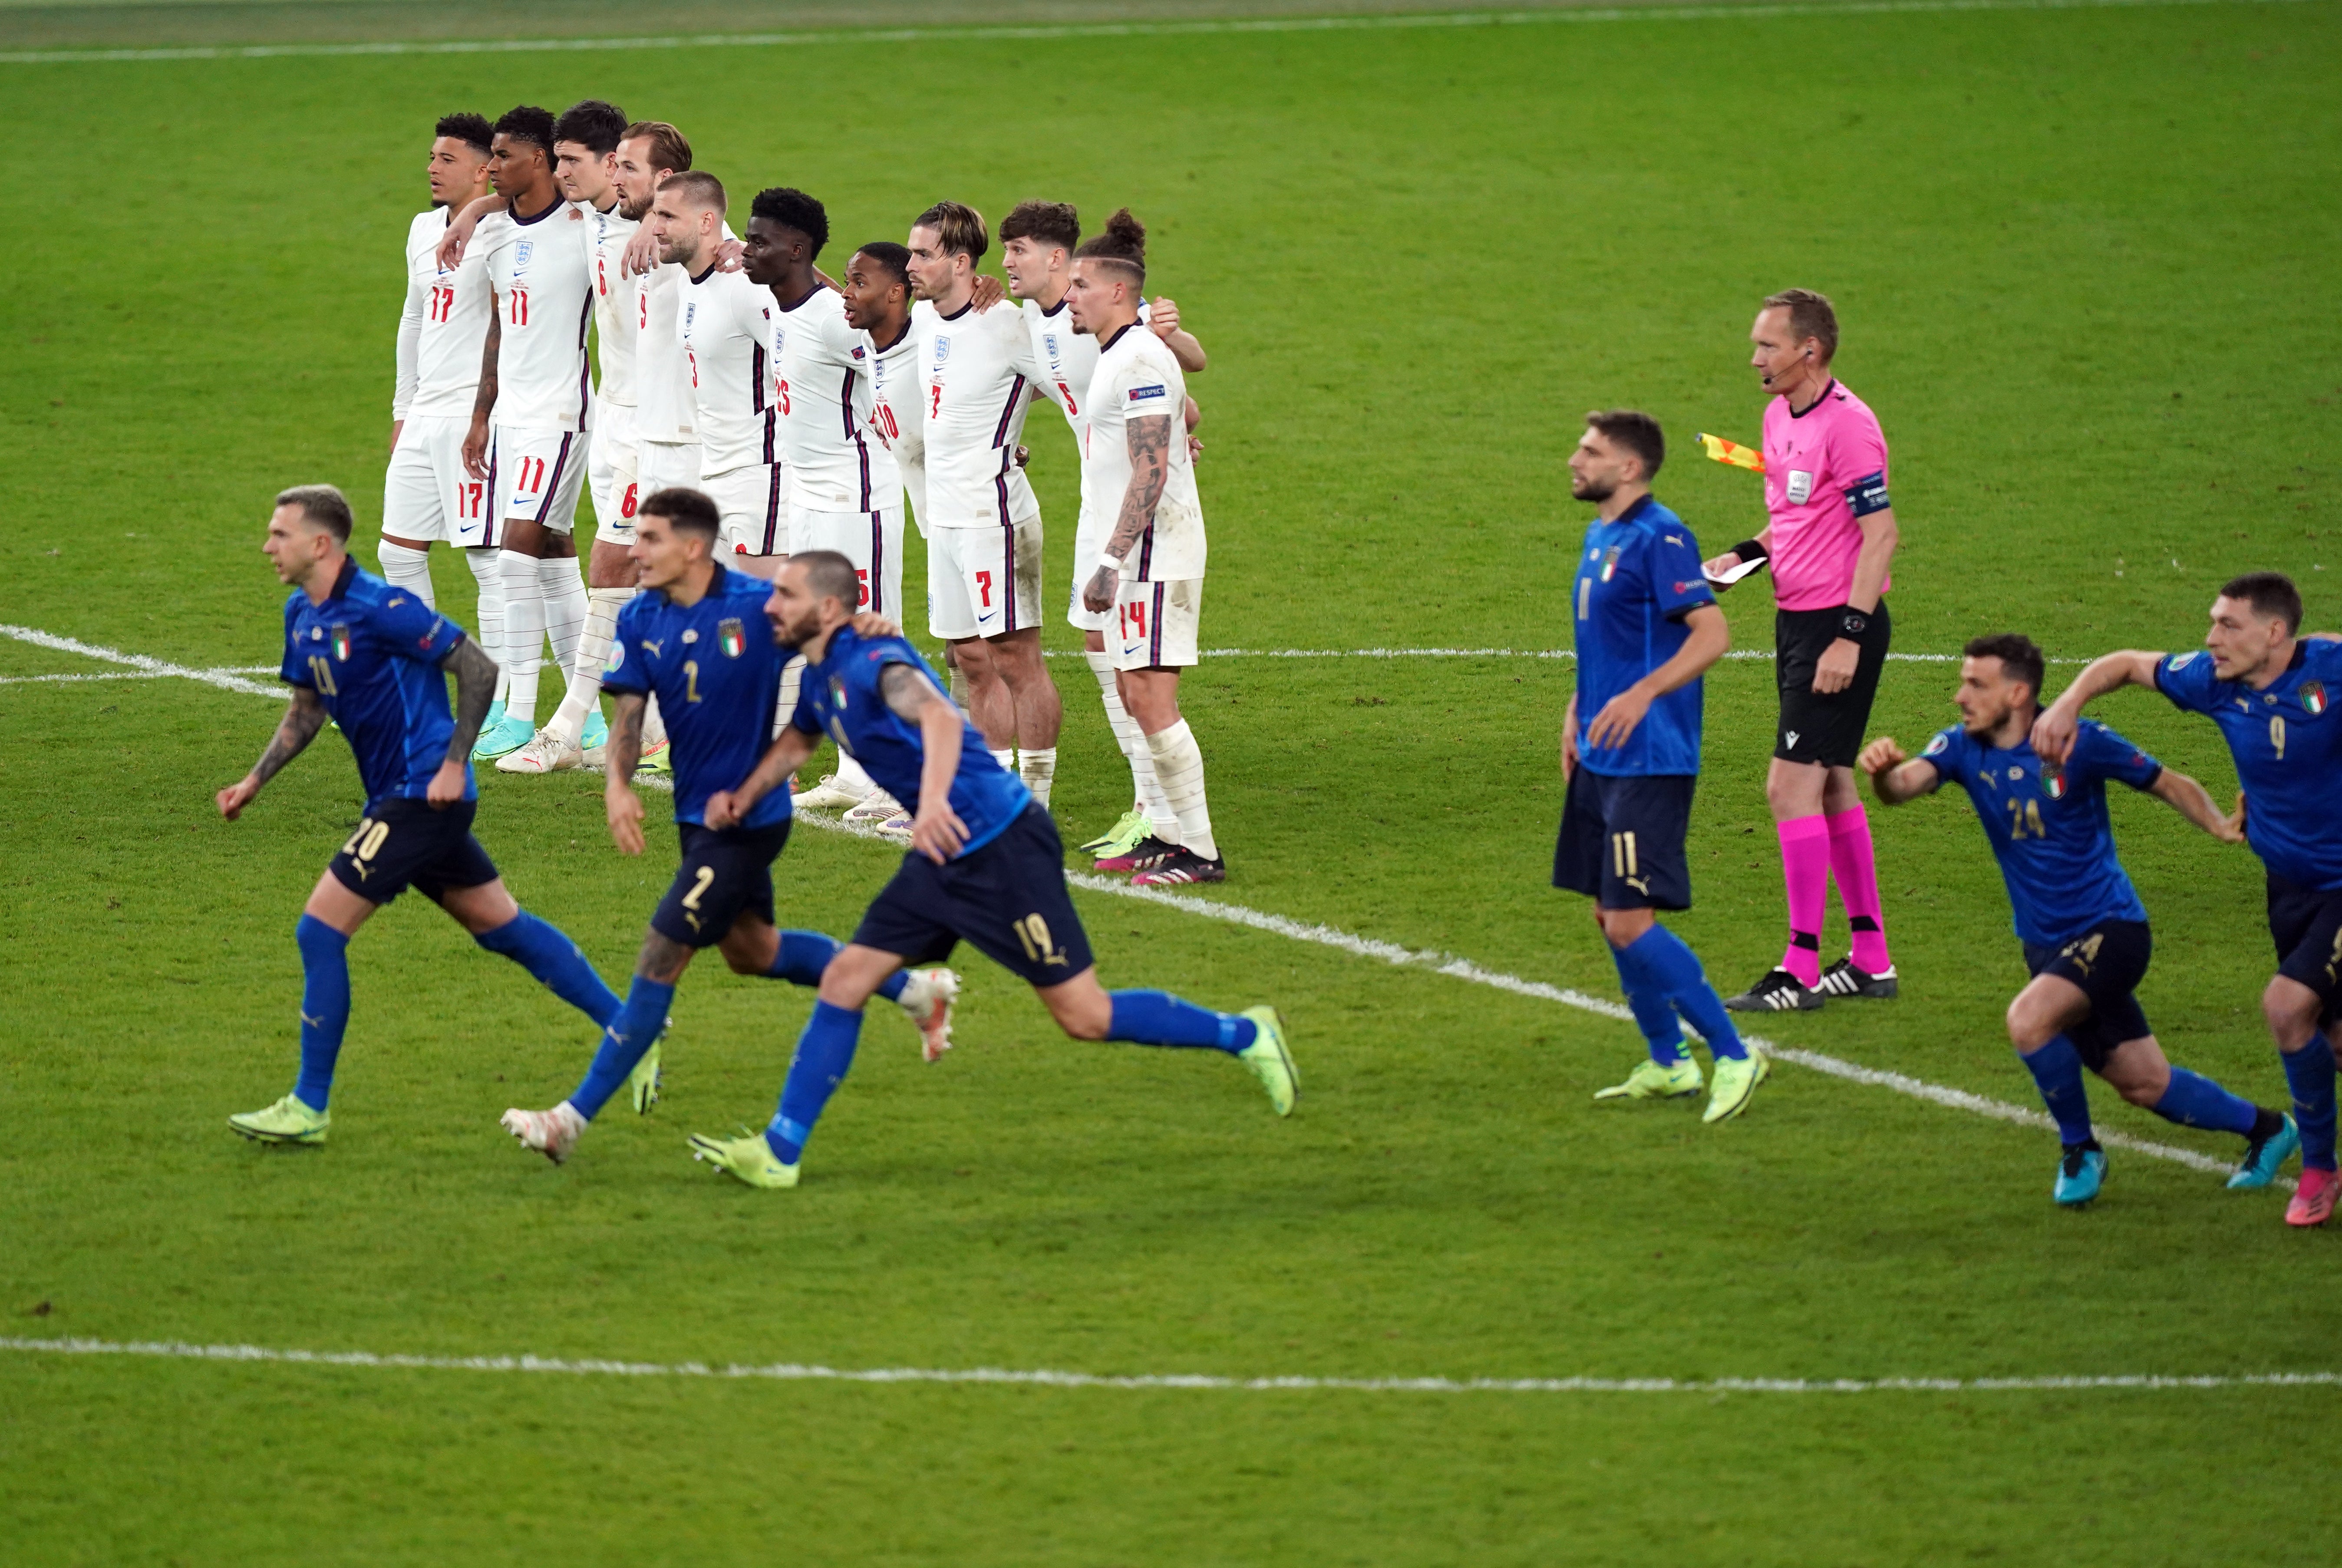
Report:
1839,609,1871,639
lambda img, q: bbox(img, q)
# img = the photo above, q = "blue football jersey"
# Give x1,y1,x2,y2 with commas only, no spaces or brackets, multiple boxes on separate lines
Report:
791,628,1032,856
602,567,793,830
1570,497,1716,777
1924,719,2161,945
279,559,472,806
2157,640,2342,891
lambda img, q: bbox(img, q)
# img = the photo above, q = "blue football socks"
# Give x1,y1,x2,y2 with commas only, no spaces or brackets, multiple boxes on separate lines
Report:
767,931,906,1001
1105,989,1255,1053
2149,1066,2259,1137
1609,939,1687,1065
767,1000,866,1163
291,914,351,1111
1623,926,1747,1061
2279,1036,2339,1172
568,976,676,1121
2020,1035,2094,1146
475,910,622,1028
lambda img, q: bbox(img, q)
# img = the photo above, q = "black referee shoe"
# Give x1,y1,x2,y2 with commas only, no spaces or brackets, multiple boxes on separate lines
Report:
1815,958,1900,999
1724,968,1825,1013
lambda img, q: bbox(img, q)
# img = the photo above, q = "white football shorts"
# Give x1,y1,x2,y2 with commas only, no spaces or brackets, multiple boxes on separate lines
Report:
705,461,789,559
1111,577,1203,672
490,423,587,538
1066,496,1112,633
793,507,904,617
382,414,491,547
634,438,702,508
928,516,1043,643
586,401,639,544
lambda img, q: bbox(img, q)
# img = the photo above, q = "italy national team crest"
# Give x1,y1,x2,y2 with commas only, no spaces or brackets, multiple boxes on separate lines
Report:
1600,547,1623,583
2043,768,2066,800
717,618,746,658
329,624,351,662
2302,682,2327,716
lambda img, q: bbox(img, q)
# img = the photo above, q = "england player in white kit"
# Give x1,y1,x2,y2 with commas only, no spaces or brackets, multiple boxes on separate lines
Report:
1067,212,1225,886
997,199,1208,859
905,201,1062,805
613,123,707,547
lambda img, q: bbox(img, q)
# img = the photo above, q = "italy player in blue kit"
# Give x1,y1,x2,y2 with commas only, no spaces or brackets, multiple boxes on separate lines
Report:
217,486,623,1145
1557,413,1764,1124
1864,634,2296,1206
499,490,960,1165
680,550,1298,1190
2038,573,2342,1226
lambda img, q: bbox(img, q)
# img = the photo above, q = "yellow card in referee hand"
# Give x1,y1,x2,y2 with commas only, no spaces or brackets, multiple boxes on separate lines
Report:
1696,432,1765,473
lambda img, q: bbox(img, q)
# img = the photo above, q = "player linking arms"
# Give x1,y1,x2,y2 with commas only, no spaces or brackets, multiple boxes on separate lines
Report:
499,490,957,1165
1560,413,1765,1124
2034,573,2341,1226
683,551,1299,1190
218,486,623,1145
1864,635,2295,1206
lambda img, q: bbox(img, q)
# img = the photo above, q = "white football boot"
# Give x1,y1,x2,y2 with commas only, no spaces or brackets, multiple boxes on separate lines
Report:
500,1101,586,1164
895,967,962,1062
793,774,871,812
496,729,584,774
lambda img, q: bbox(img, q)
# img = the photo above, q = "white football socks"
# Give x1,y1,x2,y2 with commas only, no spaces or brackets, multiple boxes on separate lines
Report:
1018,747,1057,809
538,555,590,684
463,548,509,706
833,752,875,794
498,548,545,723
377,540,435,608
989,747,1016,773
643,692,668,749
546,586,629,748
1144,719,1217,861
1085,651,1157,816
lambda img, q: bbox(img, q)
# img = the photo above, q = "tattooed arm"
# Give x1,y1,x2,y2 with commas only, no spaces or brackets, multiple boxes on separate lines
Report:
424,637,498,807
603,692,650,854
1080,412,1171,613
216,688,328,819
462,305,501,478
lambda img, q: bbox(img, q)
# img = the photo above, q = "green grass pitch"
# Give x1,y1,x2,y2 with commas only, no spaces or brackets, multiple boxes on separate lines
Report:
3,1,2340,1561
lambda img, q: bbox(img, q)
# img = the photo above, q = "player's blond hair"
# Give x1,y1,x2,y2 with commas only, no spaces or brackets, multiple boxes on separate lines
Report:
914,201,987,263
657,170,725,214
621,120,692,175
1762,287,1838,363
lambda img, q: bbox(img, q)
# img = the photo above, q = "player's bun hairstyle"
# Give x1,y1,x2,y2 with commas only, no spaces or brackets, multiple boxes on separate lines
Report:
1962,633,2046,702
493,105,558,161
750,187,830,259
1762,287,1839,363
793,549,862,610
914,201,987,263
1000,200,1080,253
658,170,726,214
853,241,911,290
434,112,495,156
640,487,720,540
2220,571,2304,636
1072,208,1146,283
277,484,353,543
1581,409,1665,480
552,99,629,154
620,120,693,174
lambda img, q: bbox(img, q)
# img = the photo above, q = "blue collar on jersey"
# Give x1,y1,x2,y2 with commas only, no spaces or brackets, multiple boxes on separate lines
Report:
646,561,742,609
1099,321,1140,353
937,300,974,323
775,281,825,313
508,193,564,227
308,554,360,606
1597,494,1657,529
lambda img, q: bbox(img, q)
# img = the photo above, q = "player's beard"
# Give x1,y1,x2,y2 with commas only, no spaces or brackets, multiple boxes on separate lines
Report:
1570,476,1613,504
618,192,652,223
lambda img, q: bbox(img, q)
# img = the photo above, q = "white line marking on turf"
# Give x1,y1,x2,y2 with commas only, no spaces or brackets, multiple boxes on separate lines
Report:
4,1336,2332,1397
0,624,281,697
1045,648,2089,664
0,0,2302,65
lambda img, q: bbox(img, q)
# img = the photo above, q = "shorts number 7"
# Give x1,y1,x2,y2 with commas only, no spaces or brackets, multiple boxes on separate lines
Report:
975,570,993,609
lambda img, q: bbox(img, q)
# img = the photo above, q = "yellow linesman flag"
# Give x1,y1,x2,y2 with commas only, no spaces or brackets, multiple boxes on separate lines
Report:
1696,432,1765,474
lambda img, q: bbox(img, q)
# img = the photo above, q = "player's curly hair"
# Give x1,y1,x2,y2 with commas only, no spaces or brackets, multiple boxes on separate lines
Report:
1000,200,1080,252
658,170,726,214
640,487,719,540
493,105,557,161
1762,287,1838,363
750,188,829,259
552,99,628,154
1963,634,2045,702
620,120,692,174
1582,410,1664,481
853,241,911,290
2220,572,2303,636
434,112,494,156
914,201,987,263
277,484,353,543
1072,208,1145,284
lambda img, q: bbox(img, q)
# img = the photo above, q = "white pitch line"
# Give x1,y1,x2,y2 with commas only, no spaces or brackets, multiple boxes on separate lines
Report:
0,0,2301,66
1044,647,2088,664
0,624,281,697
4,1336,2333,1397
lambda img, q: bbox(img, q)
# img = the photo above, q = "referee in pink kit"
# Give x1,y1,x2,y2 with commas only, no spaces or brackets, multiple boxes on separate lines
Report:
1704,289,1903,1012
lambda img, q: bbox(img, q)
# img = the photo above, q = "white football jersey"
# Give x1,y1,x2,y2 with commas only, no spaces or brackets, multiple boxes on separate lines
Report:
772,285,880,514
586,202,640,408
1023,294,1148,441
679,264,777,478
634,263,695,445
478,201,595,431
865,321,923,533
1085,323,1204,581
914,298,1040,530
395,208,494,420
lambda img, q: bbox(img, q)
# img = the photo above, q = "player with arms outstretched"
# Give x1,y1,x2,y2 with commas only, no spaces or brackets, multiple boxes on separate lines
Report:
218,486,623,1145
683,551,1297,1189
1864,634,2296,1205
499,491,956,1166
2035,574,2342,1226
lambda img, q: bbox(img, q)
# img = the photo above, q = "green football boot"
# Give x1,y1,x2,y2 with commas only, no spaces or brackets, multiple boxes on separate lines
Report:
635,738,673,775
1237,1006,1298,1117
1593,1057,1704,1101
471,711,534,761
228,1093,330,1145
1078,809,1149,857
1702,1052,1770,1124
688,1129,800,1189
628,1040,663,1114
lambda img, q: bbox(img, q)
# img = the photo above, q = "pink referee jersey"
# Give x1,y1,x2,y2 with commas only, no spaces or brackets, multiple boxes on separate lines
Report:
1761,379,1893,612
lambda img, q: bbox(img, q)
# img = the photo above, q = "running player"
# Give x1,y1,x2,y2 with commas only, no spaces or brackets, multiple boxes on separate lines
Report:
219,486,622,1145
1704,289,1902,1012
383,114,504,720
460,105,596,761
655,174,785,580
498,491,957,1166
1558,413,1764,1123
906,201,1062,804
1864,634,2296,1205
2035,574,2342,1226
679,550,1297,1190
997,200,1207,860
1066,212,1226,885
